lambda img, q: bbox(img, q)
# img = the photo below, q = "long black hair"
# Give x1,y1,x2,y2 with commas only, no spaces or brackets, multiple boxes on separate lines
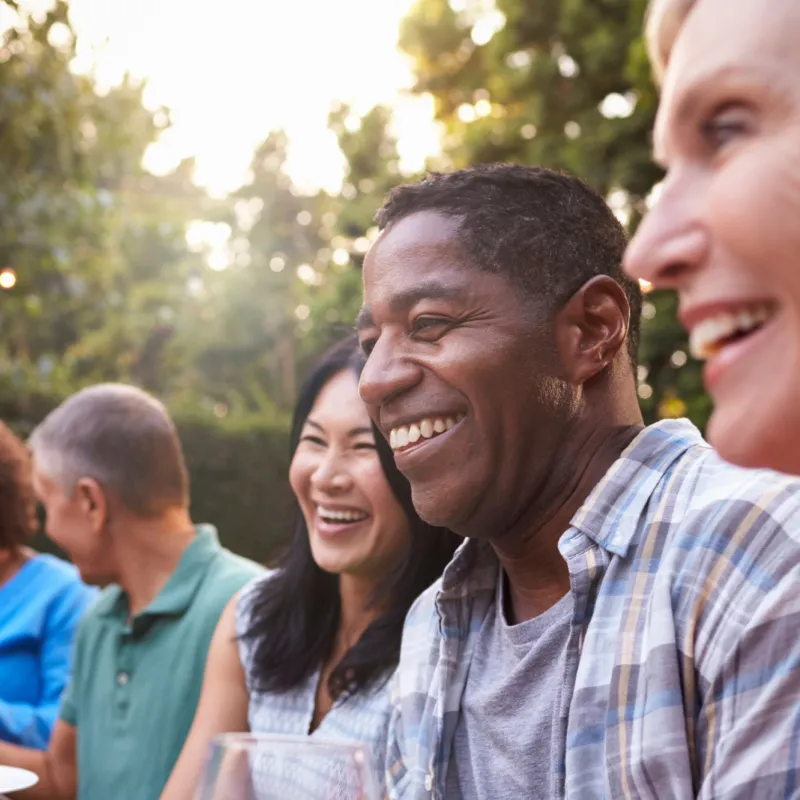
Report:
241,336,460,698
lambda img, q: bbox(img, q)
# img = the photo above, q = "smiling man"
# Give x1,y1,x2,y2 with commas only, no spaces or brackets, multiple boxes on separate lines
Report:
357,164,800,799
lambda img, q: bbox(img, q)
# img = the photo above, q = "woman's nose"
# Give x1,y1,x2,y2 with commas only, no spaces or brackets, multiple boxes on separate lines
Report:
309,453,352,493
625,173,710,290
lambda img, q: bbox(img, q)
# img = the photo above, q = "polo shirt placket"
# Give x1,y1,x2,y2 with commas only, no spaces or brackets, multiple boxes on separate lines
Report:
113,621,134,724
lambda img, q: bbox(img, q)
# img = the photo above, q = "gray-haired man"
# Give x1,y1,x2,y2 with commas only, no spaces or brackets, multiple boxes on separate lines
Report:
0,384,262,800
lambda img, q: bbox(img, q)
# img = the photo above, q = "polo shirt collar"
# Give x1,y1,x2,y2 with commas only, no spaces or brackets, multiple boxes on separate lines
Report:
95,524,222,621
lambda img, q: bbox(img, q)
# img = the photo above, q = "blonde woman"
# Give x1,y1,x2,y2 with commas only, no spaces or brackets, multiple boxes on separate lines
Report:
625,0,800,476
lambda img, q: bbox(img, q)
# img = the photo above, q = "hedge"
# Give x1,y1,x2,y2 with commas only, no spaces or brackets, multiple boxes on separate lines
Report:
177,417,292,564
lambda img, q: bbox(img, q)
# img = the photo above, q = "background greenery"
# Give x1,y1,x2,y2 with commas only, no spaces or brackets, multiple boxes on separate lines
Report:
0,0,706,563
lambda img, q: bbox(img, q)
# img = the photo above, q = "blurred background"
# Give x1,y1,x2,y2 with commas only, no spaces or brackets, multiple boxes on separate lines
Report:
0,0,705,562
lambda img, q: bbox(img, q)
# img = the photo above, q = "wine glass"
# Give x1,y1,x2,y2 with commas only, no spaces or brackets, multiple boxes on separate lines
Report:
194,733,381,800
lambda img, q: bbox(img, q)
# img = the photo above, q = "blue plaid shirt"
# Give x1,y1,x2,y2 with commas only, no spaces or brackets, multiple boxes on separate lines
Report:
386,420,800,799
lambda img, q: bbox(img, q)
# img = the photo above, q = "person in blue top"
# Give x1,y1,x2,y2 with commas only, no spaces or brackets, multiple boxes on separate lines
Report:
0,421,95,749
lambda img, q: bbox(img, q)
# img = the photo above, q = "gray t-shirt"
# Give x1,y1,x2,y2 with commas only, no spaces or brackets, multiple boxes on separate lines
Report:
444,572,572,799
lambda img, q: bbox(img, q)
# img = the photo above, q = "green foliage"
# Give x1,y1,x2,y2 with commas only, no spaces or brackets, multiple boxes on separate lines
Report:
69,158,226,398
401,0,658,199
207,102,409,404
0,0,127,372
0,2,296,562
176,414,291,564
295,103,408,369
0,0,215,404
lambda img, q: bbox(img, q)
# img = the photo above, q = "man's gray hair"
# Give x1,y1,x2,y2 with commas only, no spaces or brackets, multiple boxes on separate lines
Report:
29,384,189,517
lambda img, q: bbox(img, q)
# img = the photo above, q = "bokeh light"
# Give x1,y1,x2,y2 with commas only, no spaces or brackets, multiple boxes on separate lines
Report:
0,268,17,290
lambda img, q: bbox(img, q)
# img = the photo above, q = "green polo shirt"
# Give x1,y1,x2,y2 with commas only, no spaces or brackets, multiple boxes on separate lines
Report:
59,524,263,800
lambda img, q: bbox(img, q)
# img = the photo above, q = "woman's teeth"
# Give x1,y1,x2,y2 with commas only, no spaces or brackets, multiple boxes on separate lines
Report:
318,507,369,523
689,304,773,360
389,414,465,452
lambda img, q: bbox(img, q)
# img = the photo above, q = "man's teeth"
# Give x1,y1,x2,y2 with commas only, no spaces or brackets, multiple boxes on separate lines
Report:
318,507,369,523
689,305,773,361
389,415,465,452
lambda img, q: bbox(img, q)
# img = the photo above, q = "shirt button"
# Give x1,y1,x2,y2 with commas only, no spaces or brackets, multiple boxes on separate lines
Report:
424,772,433,791
117,672,130,686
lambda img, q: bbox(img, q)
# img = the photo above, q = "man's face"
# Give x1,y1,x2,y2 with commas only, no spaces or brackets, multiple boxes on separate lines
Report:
32,466,115,586
357,211,574,538
625,0,800,473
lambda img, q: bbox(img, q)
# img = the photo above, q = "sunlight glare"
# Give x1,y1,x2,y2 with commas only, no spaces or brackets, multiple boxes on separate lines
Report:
66,0,439,195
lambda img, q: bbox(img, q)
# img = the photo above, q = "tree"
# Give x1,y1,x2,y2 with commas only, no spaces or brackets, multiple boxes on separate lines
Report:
179,130,327,413
211,103,407,410
298,103,407,368
0,0,212,411
66,157,224,397
399,0,706,426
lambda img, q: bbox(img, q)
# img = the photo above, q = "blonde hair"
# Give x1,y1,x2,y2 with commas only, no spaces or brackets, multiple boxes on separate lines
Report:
646,0,698,84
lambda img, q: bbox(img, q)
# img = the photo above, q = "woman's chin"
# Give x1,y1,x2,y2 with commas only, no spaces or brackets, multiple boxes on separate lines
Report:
309,542,358,577
708,397,800,476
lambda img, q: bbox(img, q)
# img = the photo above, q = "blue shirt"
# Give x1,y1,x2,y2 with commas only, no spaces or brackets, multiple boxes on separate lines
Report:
0,553,96,748
387,420,800,799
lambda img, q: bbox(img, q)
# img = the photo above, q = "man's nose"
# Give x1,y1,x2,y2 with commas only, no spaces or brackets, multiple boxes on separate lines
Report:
358,336,422,409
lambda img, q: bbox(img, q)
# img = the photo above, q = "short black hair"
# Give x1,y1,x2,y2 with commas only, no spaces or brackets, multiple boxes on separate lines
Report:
376,163,642,369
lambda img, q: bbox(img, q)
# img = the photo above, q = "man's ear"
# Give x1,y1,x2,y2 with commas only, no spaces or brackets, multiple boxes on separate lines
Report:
76,477,109,536
554,275,630,384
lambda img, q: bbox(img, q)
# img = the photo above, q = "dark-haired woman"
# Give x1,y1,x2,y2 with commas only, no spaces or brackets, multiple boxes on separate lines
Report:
161,337,458,798
0,421,95,749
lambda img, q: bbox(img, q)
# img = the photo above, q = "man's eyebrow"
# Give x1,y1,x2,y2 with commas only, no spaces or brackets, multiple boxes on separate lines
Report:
355,280,466,331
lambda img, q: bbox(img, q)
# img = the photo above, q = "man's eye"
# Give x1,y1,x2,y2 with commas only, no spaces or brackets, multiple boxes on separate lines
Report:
410,316,450,339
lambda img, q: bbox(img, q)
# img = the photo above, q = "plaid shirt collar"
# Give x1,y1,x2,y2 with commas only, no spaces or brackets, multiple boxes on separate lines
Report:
437,418,704,598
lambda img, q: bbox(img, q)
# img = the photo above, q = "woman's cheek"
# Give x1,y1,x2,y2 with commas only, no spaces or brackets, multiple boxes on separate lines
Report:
709,145,800,267
288,452,315,503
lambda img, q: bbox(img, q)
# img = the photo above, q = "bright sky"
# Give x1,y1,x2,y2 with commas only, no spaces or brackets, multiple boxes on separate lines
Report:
60,0,441,195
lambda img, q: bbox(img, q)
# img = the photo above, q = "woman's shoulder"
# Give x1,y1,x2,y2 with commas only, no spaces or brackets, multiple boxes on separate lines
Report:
235,568,280,609
11,553,97,626
234,567,281,635
232,568,284,695
22,553,92,597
